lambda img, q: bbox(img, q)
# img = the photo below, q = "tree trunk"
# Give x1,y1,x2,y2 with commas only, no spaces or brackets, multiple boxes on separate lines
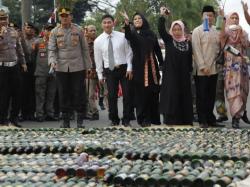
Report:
21,0,32,25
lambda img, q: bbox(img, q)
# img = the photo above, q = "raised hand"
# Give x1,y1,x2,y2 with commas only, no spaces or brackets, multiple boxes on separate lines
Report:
218,8,224,17
160,6,170,16
120,11,129,25
242,0,248,12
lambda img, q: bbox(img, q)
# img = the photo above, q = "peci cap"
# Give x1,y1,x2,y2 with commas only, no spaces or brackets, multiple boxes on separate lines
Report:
202,5,215,14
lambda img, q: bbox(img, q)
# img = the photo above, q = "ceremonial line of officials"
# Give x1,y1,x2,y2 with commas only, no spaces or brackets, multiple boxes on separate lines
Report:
1,4,250,129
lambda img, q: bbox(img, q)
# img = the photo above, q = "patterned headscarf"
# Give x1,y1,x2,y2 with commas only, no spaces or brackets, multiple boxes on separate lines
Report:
225,12,242,44
169,20,186,42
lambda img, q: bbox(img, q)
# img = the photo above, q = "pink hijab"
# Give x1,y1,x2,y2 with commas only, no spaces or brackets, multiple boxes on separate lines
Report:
169,20,186,42
225,12,242,44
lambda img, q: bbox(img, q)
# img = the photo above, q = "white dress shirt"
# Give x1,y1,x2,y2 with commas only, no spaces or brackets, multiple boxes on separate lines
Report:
192,25,220,76
94,31,133,80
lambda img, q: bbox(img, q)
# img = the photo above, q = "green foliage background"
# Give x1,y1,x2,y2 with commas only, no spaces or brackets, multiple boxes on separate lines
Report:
85,0,219,35
3,0,219,34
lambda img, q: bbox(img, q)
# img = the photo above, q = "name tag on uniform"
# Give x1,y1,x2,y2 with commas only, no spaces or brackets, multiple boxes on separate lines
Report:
40,52,46,58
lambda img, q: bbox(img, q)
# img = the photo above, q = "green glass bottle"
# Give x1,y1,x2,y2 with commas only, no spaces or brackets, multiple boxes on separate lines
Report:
217,176,232,187
216,15,224,30
123,173,137,187
193,171,210,187
147,173,161,187
103,167,118,184
181,174,196,187
169,174,184,186
135,173,149,187
234,169,247,180
66,167,76,178
114,173,128,186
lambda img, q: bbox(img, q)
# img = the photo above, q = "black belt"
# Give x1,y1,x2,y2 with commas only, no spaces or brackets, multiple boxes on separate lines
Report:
104,64,127,71
0,61,17,67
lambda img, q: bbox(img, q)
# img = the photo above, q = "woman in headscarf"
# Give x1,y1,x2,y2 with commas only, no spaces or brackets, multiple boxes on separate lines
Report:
222,12,250,128
121,11,163,127
158,6,193,125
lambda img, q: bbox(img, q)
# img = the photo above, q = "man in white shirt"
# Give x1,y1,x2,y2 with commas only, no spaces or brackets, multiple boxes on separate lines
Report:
192,5,224,128
94,14,133,126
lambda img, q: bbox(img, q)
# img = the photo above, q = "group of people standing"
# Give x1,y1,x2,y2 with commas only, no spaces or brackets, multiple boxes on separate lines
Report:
1,3,250,129
115,4,250,128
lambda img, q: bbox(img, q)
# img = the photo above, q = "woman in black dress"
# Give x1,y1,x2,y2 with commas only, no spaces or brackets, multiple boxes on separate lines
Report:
121,11,163,126
158,7,193,125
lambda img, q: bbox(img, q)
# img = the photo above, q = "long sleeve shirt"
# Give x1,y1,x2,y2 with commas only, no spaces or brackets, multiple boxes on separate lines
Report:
94,31,133,80
48,23,91,72
192,25,220,76
0,27,25,64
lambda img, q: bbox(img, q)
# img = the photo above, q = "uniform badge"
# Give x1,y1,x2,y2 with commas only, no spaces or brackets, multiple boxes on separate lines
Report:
40,52,46,57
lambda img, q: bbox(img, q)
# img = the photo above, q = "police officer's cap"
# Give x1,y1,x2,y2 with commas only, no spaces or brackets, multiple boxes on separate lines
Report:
58,7,71,16
0,7,9,18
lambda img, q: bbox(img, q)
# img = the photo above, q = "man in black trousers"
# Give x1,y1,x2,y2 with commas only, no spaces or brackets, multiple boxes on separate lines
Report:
94,14,133,126
0,7,27,127
48,7,91,128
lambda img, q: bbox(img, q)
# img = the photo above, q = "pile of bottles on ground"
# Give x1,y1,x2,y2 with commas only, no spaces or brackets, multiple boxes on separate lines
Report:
0,127,250,187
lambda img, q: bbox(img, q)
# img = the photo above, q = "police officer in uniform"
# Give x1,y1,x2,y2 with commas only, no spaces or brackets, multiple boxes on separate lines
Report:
33,23,57,122
48,7,91,128
19,22,37,121
0,7,26,127
85,25,99,120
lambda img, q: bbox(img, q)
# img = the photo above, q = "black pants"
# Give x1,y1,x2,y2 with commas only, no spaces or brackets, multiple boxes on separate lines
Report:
128,79,136,119
104,65,130,124
56,70,86,120
20,63,35,118
0,65,21,123
135,82,160,125
194,74,218,124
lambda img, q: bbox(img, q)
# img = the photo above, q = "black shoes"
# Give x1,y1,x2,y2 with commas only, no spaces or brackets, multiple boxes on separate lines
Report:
36,117,44,122
77,123,85,128
232,117,240,129
45,115,58,121
99,97,106,110
241,111,250,124
110,121,120,126
193,114,199,122
9,118,21,128
141,121,151,127
19,114,35,121
199,123,208,128
77,119,85,128
209,123,225,128
199,122,224,128
76,113,85,128
216,116,228,123
89,113,99,121
60,120,70,128
122,120,131,127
